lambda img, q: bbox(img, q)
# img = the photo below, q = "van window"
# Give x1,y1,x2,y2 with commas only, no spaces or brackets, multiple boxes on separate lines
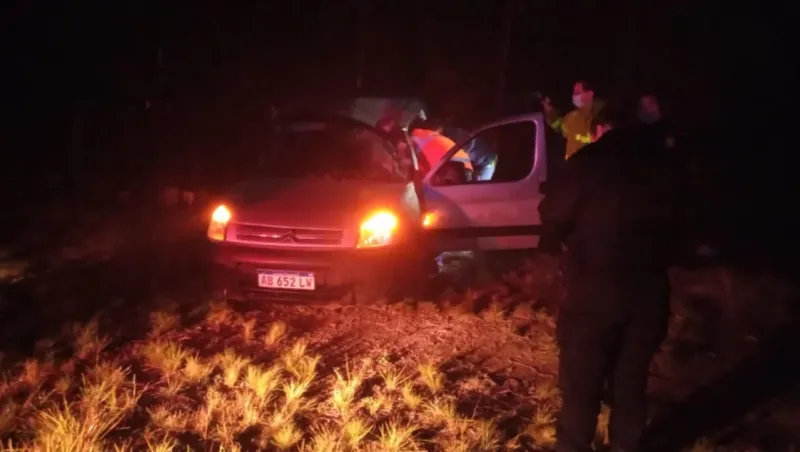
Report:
431,121,537,186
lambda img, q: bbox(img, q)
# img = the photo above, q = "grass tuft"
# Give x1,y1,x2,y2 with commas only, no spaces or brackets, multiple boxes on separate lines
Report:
423,397,459,428
245,364,282,403
181,354,214,384
301,425,341,452
272,422,303,450
380,366,410,391
140,340,188,379
417,362,445,394
73,318,111,361
240,317,257,342
282,378,310,406
342,417,372,449
401,383,422,409
216,348,250,388
148,403,190,431
376,421,419,452
331,359,363,418
281,340,319,383
149,311,180,337
264,321,288,346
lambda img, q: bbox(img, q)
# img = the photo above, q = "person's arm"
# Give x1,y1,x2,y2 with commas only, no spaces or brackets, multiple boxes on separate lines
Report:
546,109,564,132
542,97,567,137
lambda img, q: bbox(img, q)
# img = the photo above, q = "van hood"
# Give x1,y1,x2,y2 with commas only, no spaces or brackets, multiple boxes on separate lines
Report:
227,178,402,229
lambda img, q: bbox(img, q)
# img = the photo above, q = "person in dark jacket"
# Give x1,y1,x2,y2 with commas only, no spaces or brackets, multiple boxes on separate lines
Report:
539,108,688,452
637,93,675,150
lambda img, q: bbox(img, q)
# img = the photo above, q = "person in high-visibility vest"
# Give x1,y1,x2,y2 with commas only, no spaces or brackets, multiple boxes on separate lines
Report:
542,80,606,160
408,119,473,178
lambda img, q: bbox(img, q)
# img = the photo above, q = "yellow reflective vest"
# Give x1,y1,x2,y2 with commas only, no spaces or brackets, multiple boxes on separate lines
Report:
547,100,606,160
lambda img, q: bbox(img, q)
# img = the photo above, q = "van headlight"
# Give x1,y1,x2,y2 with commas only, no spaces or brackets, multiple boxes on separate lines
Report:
357,210,398,248
208,204,232,241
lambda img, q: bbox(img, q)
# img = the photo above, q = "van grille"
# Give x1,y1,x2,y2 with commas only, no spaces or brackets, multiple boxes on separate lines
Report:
235,224,344,246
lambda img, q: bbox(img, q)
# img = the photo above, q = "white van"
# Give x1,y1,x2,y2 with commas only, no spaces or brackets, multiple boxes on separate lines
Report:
206,109,547,302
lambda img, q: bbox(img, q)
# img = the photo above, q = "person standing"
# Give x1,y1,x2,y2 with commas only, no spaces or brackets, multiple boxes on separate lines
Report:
539,109,688,452
542,80,606,160
637,93,675,150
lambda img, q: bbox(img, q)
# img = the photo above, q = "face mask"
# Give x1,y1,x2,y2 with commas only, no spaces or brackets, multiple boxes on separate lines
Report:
572,95,583,108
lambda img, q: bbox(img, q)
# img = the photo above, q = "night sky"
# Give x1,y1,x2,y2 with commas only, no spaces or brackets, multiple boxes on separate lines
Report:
2,0,792,204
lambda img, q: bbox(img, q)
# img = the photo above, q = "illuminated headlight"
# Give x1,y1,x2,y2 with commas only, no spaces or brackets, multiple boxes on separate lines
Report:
422,211,437,228
357,210,398,248
208,205,232,241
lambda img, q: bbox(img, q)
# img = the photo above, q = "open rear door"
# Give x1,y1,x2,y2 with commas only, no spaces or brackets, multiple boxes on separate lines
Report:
422,113,547,251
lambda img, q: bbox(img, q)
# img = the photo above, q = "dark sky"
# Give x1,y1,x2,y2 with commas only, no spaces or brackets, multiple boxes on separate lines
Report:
7,1,789,110
2,0,791,191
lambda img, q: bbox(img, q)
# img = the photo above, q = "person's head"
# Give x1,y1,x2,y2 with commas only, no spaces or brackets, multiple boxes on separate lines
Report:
637,94,662,124
572,80,595,109
590,108,619,142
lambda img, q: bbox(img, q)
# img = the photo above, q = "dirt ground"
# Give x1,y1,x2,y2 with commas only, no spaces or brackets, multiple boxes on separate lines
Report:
1,207,799,451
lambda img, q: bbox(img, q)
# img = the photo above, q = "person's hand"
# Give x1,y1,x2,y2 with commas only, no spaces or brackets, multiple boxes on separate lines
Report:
541,96,554,114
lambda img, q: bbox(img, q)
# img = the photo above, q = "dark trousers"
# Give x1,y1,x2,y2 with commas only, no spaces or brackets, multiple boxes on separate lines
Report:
556,293,669,452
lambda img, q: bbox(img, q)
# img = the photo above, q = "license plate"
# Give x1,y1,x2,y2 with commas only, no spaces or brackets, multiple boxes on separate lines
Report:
257,270,315,291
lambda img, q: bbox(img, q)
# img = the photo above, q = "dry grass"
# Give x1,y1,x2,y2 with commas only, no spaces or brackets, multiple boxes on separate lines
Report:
72,318,111,361
217,348,251,388
140,340,188,379
265,321,288,346
2,248,795,451
376,421,419,451
417,362,445,394
149,311,181,337
181,354,214,384
331,359,363,418
30,371,141,451
239,317,258,342
380,366,410,391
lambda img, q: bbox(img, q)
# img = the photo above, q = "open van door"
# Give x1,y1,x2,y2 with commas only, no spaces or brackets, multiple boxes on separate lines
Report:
422,113,547,252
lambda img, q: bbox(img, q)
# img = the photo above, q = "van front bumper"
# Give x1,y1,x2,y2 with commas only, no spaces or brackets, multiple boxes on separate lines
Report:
209,242,417,301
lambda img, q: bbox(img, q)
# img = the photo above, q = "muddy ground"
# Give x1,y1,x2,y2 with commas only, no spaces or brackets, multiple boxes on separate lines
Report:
1,205,799,451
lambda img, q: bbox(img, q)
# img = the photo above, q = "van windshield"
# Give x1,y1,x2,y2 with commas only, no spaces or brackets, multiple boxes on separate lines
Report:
257,119,406,183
